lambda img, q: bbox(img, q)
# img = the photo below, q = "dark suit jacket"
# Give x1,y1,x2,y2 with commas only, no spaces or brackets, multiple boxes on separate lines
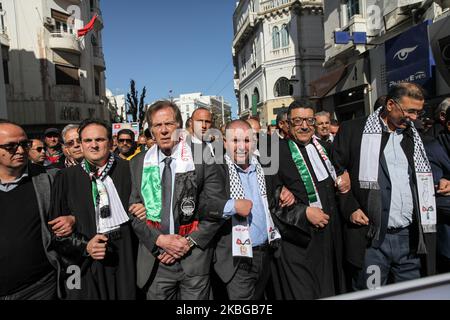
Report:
26,164,62,297
331,117,429,269
129,142,227,288
213,161,282,284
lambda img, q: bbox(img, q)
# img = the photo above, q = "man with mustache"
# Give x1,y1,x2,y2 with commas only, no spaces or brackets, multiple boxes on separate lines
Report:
271,99,346,299
49,119,141,299
61,124,84,168
332,82,437,290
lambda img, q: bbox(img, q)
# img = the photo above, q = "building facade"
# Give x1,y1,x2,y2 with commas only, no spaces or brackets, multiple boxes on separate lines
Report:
173,92,232,129
233,0,325,126
0,0,108,135
317,0,450,122
0,17,6,119
105,89,125,123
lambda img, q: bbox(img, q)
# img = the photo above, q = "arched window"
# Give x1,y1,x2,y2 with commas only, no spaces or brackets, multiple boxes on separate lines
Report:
281,24,289,47
274,77,293,97
272,26,280,50
244,95,250,110
253,88,260,105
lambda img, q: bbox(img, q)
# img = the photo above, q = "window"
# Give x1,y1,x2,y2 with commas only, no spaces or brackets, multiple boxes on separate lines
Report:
272,26,280,50
346,0,360,18
51,9,73,34
1,45,9,84
241,51,247,78
253,88,260,105
274,77,293,97
55,65,80,86
281,24,289,47
0,3,6,34
244,95,249,110
94,71,100,96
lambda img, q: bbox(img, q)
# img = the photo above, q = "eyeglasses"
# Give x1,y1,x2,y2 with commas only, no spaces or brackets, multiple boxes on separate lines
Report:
0,140,32,154
392,100,426,117
65,139,81,148
290,117,316,127
118,138,133,144
32,147,46,153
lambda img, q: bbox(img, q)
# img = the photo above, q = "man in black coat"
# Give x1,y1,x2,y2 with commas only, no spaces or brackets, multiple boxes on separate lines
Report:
50,119,139,300
272,99,346,300
332,83,437,291
130,100,228,300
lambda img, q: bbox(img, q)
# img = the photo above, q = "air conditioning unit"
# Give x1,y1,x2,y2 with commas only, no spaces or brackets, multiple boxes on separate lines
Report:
44,17,56,28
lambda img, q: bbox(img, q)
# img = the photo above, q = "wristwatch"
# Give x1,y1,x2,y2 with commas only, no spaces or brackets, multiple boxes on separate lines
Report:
185,235,197,249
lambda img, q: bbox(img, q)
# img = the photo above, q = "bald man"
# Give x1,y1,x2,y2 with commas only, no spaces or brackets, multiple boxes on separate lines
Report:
0,120,70,299
213,120,297,300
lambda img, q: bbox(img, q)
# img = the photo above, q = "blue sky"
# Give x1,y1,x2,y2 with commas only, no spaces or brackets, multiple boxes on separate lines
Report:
102,0,238,117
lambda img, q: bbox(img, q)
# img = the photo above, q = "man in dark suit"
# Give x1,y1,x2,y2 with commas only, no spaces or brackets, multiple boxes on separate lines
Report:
213,120,295,300
130,100,227,300
332,83,437,291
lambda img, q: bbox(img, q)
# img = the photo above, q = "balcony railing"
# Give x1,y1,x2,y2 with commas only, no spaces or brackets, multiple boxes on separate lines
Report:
49,32,81,53
260,0,294,12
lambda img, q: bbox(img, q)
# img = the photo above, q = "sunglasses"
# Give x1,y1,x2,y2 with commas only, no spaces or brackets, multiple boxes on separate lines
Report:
65,139,81,148
118,138,133,144
0,140,32,154
32,147,46,153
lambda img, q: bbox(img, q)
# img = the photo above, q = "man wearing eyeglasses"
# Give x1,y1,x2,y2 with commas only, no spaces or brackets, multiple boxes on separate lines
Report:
271,99,347,300
332,82,437,291
28,139,46,166
117,129,141,161
61,124,84,168
0,120,61,300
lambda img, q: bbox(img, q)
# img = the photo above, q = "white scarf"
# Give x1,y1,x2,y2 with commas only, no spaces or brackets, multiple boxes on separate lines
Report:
81,156,130,234
142,134,195,224
359,107,436,233
225,154,281,259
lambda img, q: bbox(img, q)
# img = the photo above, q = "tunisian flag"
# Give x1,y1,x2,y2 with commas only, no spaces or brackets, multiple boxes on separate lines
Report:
77,15,98,37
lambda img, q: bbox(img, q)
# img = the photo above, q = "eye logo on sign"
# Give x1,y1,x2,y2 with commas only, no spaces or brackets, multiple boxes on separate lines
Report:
394,46,419,61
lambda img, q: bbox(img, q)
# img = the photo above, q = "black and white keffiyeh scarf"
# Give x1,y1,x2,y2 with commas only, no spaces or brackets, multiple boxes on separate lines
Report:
359,107,436,233
224,154,281,258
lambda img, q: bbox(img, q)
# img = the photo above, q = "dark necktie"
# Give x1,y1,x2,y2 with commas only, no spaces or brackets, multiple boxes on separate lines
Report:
161,157,173,234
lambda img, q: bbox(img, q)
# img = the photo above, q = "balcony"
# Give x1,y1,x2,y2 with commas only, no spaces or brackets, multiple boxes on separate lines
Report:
93,46,106,71
49,32,81,53
232,11,257,51
260,0,295,12
0,28,8,46
325,15,367,63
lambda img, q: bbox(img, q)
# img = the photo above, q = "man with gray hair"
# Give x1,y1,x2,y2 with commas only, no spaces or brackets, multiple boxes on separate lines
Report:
430,97,450,138
275,108,289,139
61,124,83,168
314,111,334,143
